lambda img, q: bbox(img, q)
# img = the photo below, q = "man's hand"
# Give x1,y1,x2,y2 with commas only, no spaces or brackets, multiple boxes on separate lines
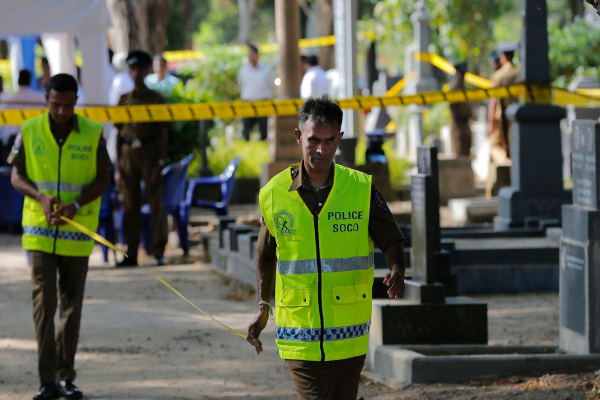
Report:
51,202,77,226
383,266,405,299
151,164,162,186
247,306,269,355
38,194,60,224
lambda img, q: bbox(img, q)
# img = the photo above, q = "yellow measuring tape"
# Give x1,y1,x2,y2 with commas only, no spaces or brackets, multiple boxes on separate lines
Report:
56,209,246,339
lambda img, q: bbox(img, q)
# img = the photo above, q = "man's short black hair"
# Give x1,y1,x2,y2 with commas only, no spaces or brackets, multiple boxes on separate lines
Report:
248,43,258,54
308,55,319,67
41,57,49,66
46,73,78,96
18,69,32,87
298,95,343,131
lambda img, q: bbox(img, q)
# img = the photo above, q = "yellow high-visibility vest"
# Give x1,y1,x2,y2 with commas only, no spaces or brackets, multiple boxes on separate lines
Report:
21,113,103,256
260,163,374,362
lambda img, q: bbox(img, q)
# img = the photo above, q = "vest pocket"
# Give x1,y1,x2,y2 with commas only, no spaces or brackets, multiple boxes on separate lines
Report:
279,288,310,307
331,284,371,332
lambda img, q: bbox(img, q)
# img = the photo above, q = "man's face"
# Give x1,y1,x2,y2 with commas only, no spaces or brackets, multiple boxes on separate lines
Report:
301,61,310,73
153,60,167,75
46,90,77,126
491,60,501,71
249,49,259,66
294,119,343,173
129,64,149,87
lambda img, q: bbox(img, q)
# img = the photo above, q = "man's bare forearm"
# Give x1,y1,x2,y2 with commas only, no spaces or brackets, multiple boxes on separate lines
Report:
11,166,39,200
256,253,277,302
384,240,406,275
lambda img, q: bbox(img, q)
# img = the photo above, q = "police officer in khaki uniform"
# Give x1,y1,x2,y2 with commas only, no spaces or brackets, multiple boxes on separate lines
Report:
487,43,519,196
449,62,474,156
115,51,168,266
246,96,406,400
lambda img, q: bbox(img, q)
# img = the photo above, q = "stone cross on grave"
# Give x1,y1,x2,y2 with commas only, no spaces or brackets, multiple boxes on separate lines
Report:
560,120,600,354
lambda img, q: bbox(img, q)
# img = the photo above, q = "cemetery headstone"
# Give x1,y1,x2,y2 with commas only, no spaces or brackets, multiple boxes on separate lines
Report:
560,120,600,354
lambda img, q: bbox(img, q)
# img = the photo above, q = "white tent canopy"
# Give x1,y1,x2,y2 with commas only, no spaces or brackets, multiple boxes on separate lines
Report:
0,0,113,105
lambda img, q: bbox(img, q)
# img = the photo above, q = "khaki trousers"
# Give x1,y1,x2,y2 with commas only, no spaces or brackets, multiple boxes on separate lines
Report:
30,250,89,384
120,143,168,260
286,355,366,400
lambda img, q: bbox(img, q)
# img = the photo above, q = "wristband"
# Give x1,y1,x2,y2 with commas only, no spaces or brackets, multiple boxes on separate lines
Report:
258,301,274,316
73,200,81,213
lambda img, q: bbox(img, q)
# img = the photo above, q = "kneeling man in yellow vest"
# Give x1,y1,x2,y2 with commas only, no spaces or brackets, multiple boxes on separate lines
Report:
247,95,407,400
8,74,110,400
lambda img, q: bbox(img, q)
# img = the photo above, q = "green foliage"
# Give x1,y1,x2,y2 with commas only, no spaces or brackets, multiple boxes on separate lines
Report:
548,19,600,87
359,0,518,77
166,0,210,51
382,140,411,191
188,134,270,179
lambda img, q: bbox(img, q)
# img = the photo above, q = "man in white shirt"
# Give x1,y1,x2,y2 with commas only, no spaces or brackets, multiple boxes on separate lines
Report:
300,55,330,100
0,69,46,165
237,44,275,140
109,52,135,106
145,55,182,98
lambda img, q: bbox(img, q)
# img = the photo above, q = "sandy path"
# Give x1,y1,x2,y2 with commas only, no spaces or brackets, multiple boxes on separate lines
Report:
0,233,593,399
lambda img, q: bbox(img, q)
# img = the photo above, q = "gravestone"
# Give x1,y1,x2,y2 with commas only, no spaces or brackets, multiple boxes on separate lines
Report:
368,146,486,360
411,146,455,295
404,1,438,162
494,0,571,230
560,120,600,354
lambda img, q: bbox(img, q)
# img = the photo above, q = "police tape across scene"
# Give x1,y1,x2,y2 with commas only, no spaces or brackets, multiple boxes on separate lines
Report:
1,84,599,126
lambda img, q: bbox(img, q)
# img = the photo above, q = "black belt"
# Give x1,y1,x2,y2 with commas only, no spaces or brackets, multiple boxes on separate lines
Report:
122,137,156,145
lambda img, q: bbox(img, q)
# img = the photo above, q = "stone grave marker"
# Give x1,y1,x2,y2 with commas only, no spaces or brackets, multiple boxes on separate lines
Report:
560,120,600,354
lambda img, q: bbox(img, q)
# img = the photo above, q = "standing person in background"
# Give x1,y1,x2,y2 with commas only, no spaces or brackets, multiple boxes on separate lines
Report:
449,63,473,157
487,42,519,196
300,55,329,99
0,75,4,96
237,44,275,141
145,55,181,98
489,51,501,73
8,73,110,400
114,50,168,267
38,58,51,92
0,70,47,166
109,52,135,106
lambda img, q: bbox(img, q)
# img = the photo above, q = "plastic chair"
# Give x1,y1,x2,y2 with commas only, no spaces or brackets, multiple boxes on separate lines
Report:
123,154,194,256
183,156,241,221
0,166,24,231
97,170,119,263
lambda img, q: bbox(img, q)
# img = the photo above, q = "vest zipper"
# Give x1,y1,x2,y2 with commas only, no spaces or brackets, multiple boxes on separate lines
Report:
313,213,326,362
52,145,62,254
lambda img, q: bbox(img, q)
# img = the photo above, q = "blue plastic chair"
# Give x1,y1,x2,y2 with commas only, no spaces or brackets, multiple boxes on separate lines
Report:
122,154,194,256
97,170,119,263
0,166,24,231
183,156,241,220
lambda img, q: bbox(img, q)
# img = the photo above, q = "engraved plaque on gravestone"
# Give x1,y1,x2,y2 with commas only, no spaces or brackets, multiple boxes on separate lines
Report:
560,242,586,335
572,121,600,210
411,174,436,284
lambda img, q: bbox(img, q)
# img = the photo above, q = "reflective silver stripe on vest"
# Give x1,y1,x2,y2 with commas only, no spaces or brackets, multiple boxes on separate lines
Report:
34,181,89,194
277,253,374,275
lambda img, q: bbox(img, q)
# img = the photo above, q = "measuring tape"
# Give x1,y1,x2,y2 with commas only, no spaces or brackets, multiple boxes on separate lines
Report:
55,208,246,339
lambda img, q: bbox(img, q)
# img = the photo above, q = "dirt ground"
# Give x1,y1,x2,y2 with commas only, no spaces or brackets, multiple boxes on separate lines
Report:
0,233,597,400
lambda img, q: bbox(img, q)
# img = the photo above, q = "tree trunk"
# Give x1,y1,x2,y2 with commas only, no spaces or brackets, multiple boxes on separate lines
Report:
237,0,257,44
317,0,334,70
107,0,170,56
571,0,585,20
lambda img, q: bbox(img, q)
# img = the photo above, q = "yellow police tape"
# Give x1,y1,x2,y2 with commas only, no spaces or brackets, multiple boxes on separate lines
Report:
1,84,599,126
413,53,493,89
56,211,246,339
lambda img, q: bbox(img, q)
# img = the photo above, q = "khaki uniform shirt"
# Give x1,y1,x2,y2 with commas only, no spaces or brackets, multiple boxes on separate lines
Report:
115,88,166,140
7,114,112,171
256,161,405,258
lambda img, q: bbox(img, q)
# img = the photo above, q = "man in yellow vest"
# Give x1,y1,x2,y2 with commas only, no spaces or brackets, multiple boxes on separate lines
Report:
8,74,110,400
247,95,406,400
